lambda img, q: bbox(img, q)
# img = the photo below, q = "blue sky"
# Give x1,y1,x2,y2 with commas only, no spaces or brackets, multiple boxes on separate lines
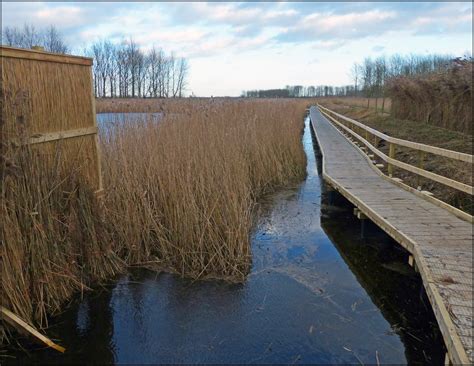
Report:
2,2,472,96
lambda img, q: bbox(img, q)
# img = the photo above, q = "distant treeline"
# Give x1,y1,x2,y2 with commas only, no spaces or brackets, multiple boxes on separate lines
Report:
242,85,356,98
351,54,454,99
2,24,189,99
242,54,457,101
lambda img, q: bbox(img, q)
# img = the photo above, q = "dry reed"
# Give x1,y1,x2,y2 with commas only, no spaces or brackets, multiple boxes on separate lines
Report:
387,60,473,134
1,90,122,343
1,97,307,344
100,99,307,280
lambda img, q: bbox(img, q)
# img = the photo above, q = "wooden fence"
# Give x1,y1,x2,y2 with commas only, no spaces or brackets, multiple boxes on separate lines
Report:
318,104,473,222
1,46,102,192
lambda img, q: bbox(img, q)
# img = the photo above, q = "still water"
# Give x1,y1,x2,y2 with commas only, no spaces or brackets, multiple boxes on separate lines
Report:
96,112,162,136
6,117,444,364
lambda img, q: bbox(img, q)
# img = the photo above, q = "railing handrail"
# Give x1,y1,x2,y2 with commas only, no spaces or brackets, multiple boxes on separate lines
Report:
316,105,473,196
318,104,473,164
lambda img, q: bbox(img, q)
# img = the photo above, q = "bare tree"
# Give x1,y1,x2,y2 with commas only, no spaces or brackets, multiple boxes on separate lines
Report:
2,24,67,54
43,25,69,53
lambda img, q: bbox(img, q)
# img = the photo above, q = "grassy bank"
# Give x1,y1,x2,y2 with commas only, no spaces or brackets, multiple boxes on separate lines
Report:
1,98,307,342
320,99,473,213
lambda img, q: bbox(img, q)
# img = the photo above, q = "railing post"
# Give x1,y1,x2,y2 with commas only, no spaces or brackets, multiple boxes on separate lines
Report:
417,151,426,188
388,143,396,177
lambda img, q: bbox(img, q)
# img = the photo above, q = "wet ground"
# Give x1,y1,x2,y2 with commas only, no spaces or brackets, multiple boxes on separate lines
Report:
3,117,445,364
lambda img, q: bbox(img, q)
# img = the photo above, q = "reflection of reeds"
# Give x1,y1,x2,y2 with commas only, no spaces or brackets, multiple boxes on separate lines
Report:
1,97,307,342
101,99,307,280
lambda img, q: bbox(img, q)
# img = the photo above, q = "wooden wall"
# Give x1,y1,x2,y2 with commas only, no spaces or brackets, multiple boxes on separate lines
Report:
1,46,102,192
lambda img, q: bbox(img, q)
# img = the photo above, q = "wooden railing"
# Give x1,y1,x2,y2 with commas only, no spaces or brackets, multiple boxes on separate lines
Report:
317,104,473,197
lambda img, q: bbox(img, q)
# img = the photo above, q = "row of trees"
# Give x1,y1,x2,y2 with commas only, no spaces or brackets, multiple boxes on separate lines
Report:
242,54,456,102
242,85,357,98
87,40,188,98
350,54,454,105
2,24,189,98
2,24,69,54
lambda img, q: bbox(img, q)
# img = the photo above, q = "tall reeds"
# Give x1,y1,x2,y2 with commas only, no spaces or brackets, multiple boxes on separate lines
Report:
1,90,122,341
1,98,307,342
101,99,307,280
387,60,473,134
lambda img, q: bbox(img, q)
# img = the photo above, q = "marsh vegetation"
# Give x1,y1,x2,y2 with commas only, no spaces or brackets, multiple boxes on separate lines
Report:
1,98,307,343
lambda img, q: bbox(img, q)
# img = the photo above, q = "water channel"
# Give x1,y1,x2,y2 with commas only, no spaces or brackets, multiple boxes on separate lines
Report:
5,116,445,364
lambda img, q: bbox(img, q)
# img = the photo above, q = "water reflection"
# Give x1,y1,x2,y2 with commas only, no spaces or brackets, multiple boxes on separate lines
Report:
4,116,444,364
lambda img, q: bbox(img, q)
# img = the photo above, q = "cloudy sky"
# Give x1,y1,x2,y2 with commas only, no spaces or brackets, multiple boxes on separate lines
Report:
2,2,472,96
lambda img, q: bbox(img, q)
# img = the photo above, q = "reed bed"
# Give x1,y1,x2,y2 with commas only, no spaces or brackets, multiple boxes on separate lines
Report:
387,60,472,134
1,121,122,343
101,99,307,280
1,98,307,343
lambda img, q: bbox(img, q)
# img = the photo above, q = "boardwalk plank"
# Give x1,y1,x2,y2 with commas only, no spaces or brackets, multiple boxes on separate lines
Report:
310,106,473,365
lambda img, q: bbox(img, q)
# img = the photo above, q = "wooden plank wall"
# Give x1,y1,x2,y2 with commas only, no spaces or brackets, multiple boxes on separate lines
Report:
1,46,102,192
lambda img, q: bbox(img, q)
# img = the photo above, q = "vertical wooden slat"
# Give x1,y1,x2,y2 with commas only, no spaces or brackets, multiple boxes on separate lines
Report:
388,143,396,177
417,150,426,187
89,66,103,194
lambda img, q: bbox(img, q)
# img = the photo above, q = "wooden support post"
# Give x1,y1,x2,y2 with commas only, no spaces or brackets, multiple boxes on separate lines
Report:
354,208,368,238
388,143,396,177
408,255,418,272
417,151,426,188
353,208,368,220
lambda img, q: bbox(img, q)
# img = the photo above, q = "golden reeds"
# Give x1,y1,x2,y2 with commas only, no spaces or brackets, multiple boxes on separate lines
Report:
1,96,122,342
1,97,308,343
387,61,473,134
1,48,308,342
101,99,307,280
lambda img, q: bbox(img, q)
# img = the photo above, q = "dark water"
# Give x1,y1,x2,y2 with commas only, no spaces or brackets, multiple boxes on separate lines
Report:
4,117,445,364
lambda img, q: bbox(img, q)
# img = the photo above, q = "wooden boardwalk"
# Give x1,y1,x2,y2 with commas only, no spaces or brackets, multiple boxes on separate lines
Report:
310,106,473,365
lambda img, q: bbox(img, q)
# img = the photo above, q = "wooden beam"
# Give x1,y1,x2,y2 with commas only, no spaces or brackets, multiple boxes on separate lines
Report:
1,306,65,353
28,126,98,145
1,45,92,66
90,67,103,192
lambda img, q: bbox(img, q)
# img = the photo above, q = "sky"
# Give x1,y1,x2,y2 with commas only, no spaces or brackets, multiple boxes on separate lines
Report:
2,1,472,96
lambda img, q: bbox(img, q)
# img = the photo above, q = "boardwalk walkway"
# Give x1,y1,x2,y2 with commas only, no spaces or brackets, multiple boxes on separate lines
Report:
310,106,473,365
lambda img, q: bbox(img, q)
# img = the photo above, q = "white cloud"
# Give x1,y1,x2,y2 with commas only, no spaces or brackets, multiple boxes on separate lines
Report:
36,5,84,28
2,2,472,96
